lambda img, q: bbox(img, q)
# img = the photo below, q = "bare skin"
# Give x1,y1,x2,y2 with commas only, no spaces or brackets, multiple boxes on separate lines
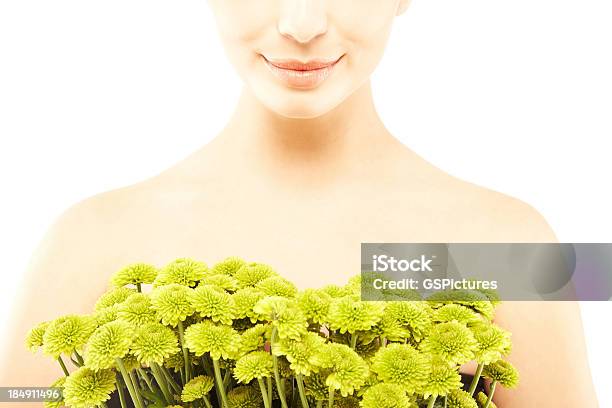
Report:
0,83,598,406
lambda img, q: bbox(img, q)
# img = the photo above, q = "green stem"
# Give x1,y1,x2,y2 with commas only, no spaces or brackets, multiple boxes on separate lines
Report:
484,381,497,408
271,328,289,408
136,283,142,293
201,356,214,378
223,367,232,388
327,387,334,408
444,395,447,408
73,350,85,365
258,378,272,408
203,395,213,408
57,356,69,376
115,374,128,408
350,333,357,349
129,370,146,408
427,394,438,408
295,374,310,408
136,367,154,393
267,376,273,408
151,362,173,404
316,401,323,408
161,366,182,394
213,359,229,408
115,358,144,408
178,320,192,382
468,363,485,396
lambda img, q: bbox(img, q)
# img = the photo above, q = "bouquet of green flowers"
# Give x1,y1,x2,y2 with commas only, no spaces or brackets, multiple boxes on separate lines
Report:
26,257,518,408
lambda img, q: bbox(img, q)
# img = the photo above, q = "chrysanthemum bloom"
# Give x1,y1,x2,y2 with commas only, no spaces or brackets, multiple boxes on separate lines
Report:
482,360,519,388
232,288,266,323
253,296,308,340
383,301,433,342
320,284,353,299
110,263,158,288
234,262,277,288
445,389,478,408
255,276,298,298
420,321,477,365
433,304,483,326
84,320,133,370
93,304,120,327
313,343,369,397
368,313,410,343
62,367,116,408
153,258,208,287
370,343,429,394
476,391,496,408
150,284,195,326
164,351,185,372
296,289,332,324
43,315,96,358
470,322,512,364
181,375,215,402
25,321,49,353
360,383,415,408
237,324,268,355
117,293,157,326
94,287,138,311
117,353,140,371
200,274,240,292
427,290,495,321
421,357,462,398
184,320,241,360
190,284,235,325
211,256,247,276
272,331,325,376
304,373,328,401
130,322,179,364
327,296,385,334
227,385,264,408
234,351,274,383
43,376,66,408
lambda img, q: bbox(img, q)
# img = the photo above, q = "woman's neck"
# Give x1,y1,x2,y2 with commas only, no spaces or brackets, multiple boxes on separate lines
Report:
194,80,406,189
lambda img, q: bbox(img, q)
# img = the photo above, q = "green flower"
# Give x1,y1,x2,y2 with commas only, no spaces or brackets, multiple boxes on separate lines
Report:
304,373,328,401
191,284,235,325
232,288,266,323
154,258,208,287
253,296,308,340
118,353,141,371
238,324,268,355
25,321,50,353
211,257,247,276
297,289,332,324
433,304,483,326
181,375,214,402
110,263,158,288
327,297,384,334
420,321,477,365
227,385,264,408
321,284,352,299
63,367,116,408
200,274,240,292
370,343,429,394
84,320,133,370
482,360,519,388
234,263,277,288
94,287,137,311
131,322,179,364
427,290,495,321
421,357,462,398
44,376,66,408
93,304,120,326
470,322,512,364
383,301,433,342
445,389,478,408
43,315,96,358
272,331,325,375
117,293,157,326
360,383,415,408
150,284,194,326
164,351,185,372
255,276,298,298
476,391,496,408
313,343,369,397
185,320,241,360
234,350,273,383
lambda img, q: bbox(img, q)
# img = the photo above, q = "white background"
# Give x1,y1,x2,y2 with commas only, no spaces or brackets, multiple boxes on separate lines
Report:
1,0,611,404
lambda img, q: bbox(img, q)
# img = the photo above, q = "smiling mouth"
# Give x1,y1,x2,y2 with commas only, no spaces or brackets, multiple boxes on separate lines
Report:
262,55,344,90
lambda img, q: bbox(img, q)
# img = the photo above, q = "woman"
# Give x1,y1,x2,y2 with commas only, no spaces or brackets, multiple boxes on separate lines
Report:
0,0,598,406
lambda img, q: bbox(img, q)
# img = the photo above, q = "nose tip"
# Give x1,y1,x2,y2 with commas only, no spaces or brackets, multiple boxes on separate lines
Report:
278,0,328,44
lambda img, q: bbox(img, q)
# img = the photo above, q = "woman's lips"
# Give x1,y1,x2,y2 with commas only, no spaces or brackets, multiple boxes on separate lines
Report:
262,55,343,89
